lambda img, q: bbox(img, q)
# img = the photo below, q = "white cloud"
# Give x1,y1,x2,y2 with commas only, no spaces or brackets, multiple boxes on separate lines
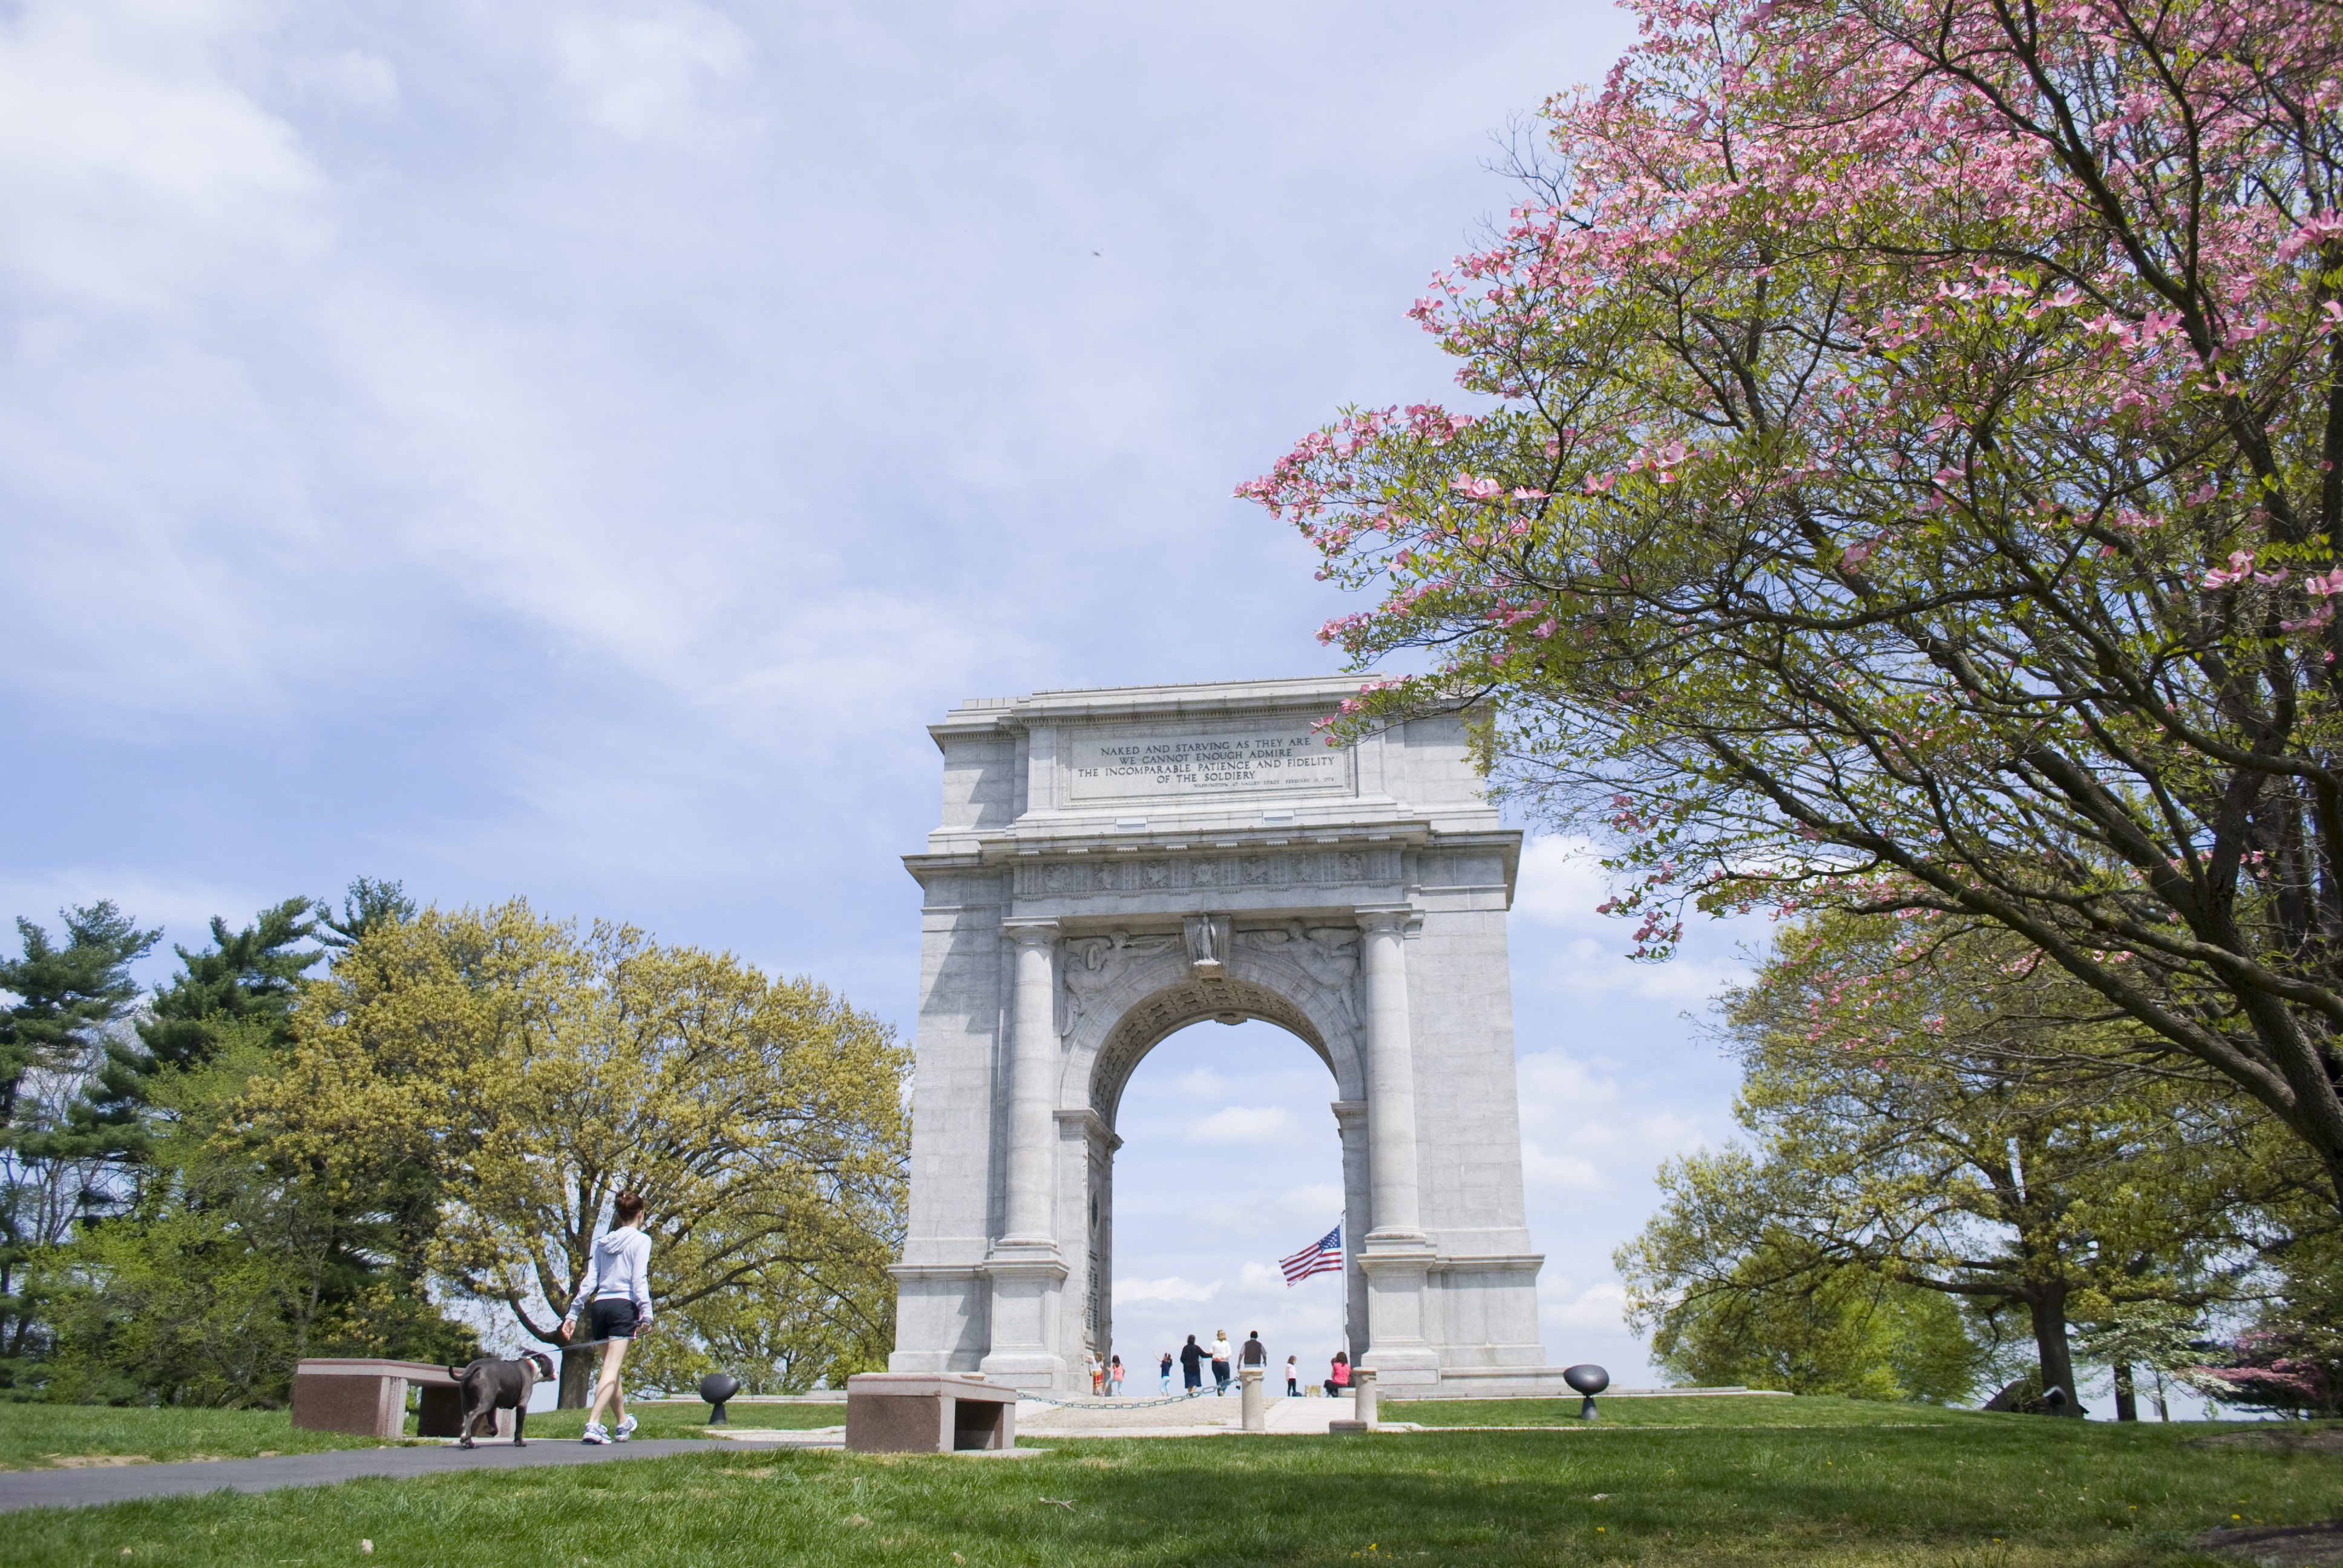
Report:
1170,1067,1231,1099
1542,1276,1630,1333
1512,835,1752,1006
291,50,399,109
1188,1105,1297,1143
1513,1049,1711,1194
1274,1183,1345,1220
0,0,324,307
1114,1275,1221,1305
551,0,751,142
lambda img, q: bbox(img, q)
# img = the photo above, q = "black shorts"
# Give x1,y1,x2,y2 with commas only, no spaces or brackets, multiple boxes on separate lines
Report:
588,1299,640,1342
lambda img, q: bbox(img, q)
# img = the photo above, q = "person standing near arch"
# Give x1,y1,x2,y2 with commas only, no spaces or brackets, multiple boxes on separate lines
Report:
1178,1334,1206,1397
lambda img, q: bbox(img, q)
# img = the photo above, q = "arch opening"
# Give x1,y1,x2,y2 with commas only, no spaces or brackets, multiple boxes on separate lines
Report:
1081,998,1359,1386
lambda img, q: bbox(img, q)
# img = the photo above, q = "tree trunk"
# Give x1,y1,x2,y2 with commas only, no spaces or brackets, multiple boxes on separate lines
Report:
2113,1362,2137,1422
2153,1368,2170,1421
2025,1284,2083,1416
560,1346,596,1408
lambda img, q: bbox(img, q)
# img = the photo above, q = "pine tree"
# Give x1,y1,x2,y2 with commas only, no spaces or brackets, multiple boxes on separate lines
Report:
318,879,416,950
72,898,321,1166
0,903,158,1370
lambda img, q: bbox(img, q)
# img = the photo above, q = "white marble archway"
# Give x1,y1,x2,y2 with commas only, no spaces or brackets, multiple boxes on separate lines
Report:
890,678,1557,1396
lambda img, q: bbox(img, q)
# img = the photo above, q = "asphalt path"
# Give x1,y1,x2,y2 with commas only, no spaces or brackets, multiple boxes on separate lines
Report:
0,1438,724,1514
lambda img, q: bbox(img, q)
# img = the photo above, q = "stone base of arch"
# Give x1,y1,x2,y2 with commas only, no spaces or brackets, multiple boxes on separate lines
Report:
889,679,1565,1396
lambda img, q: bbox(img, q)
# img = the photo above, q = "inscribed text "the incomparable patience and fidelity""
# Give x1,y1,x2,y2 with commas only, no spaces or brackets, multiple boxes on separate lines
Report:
1067,731,1346,801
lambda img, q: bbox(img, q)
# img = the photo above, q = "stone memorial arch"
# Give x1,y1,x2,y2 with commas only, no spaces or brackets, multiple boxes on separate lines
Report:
890,676,1559,1396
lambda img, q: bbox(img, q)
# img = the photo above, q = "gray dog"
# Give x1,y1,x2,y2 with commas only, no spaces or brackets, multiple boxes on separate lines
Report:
448,1351,555,1448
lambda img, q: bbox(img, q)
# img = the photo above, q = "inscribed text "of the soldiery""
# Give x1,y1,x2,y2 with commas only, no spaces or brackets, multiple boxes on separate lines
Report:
1067,731,1345,800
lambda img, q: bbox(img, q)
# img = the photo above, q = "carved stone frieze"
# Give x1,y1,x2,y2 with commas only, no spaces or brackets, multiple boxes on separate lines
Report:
1014,846,1398,900
1058,929,1178,1037
1237,919,1363,1028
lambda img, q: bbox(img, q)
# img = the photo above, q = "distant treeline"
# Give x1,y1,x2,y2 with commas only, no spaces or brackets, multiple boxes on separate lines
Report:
0,885,906,1408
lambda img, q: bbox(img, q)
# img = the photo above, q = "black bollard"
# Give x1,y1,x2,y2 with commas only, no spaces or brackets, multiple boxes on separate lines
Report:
1563,1364,1610,1420
699,1373,741,1425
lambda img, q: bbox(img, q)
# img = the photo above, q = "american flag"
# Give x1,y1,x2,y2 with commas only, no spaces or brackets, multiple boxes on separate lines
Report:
1279,1224,1343,1285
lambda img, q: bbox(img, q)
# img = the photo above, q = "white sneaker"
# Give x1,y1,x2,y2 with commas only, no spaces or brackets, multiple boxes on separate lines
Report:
614,1415,638,1442
581,1422,611,1445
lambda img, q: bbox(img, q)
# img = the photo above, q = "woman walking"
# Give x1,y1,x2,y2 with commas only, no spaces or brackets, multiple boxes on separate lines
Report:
1211,1331,1233,1396
1159,1351,1174,1394
1328,1350,1351,1401
1178,1334,1207,1397
562,1191,654,1445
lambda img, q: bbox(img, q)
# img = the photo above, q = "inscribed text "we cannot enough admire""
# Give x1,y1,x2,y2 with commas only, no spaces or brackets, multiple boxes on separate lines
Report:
1069,733,1345,800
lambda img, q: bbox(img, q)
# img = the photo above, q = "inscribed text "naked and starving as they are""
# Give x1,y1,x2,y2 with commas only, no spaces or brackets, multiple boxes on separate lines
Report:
1068,732,1344,800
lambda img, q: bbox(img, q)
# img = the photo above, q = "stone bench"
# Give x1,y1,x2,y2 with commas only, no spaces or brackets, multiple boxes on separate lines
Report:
845,1372,1017,1452
291,1357,503,1441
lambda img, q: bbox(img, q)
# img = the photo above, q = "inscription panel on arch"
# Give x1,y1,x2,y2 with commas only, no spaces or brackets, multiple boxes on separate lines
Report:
1066,728,1351,802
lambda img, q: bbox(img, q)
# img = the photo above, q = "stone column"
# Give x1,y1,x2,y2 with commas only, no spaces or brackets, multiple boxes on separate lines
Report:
1355,906,1440,1385
1240,1367,1265,1432
981,919,1066,1389
1357,909,1423,1241
1002,920,1061,1244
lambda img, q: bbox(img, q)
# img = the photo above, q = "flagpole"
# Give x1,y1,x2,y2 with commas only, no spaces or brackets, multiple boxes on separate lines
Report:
1339,1221,1347,1388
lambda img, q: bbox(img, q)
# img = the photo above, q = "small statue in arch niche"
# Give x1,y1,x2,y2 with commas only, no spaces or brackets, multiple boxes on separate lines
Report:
1060,929,1178,1037
1182,915,1232,978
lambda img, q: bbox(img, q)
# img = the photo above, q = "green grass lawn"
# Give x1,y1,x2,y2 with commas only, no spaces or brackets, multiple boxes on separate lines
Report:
1388,1395,1974,1429
0,1405,391,1471
5,1399,2339,1566
517,1397,847,1438
0,1397,842,1469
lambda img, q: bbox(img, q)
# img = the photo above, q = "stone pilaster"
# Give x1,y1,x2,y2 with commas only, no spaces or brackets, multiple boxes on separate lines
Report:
982,918,1066,1387
1000,919,1061,1244
1356,905,1440,1382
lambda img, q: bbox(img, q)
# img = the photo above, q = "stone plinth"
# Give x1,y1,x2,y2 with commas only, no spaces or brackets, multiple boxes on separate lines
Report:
845,1373,1018,1453
291,1358,462,1440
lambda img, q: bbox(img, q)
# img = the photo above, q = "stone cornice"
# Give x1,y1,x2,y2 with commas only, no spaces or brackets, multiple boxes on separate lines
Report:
928,675,1377,748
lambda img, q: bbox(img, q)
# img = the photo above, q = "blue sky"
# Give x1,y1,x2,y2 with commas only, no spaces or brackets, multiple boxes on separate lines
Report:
0,0,1784,1388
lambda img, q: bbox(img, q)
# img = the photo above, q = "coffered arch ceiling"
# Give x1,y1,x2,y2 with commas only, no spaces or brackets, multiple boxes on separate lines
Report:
1089,978,1332,1127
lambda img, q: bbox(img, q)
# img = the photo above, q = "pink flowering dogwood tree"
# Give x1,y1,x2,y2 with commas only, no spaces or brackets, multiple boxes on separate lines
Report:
1241,0,2343,1204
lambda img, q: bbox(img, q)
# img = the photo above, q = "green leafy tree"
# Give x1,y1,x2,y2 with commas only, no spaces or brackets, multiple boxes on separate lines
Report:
1244,0,2343,1215
1645,1240,1981,1402
34,880,473,1405
1620,915,2299,1409
631,1253,896,1397
251,902,910,1406
0,903,157,1381
50,1022,477,1406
